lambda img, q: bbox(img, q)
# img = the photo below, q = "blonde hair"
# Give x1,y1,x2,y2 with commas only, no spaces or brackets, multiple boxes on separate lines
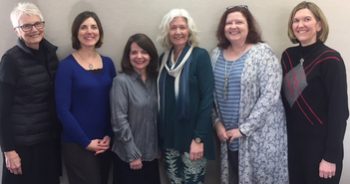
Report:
287,1,329,44
157,9,199,49
10,2,44,28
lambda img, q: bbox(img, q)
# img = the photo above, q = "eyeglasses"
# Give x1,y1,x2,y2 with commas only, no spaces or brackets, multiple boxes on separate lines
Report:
226,5,249,10
15,21,45,32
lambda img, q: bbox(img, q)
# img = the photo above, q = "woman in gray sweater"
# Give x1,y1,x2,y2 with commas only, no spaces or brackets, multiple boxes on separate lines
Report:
110,33,160,184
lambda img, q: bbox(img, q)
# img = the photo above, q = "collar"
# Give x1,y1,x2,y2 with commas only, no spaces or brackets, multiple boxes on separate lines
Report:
16,38,57,55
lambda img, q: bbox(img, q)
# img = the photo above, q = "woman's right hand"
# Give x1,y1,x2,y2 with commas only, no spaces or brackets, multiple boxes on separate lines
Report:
215,122,228,142
86,139,109,155
4,150,22,175
130,158,143,170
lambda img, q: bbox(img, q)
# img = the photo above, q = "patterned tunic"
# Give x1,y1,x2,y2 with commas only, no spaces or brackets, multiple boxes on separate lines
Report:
211,43,289,184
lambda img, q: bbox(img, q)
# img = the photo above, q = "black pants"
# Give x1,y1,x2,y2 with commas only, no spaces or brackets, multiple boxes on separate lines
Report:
2,142,61,184
62,143,113,184
228,150,239,184
288,136,343,184
113,153,160,184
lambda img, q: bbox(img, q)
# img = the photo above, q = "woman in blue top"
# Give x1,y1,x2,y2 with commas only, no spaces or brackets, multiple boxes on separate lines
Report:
157,8,214,184
55,11,116,184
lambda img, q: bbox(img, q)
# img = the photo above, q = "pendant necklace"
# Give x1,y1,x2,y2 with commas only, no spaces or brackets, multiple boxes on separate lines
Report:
223,60,235,100
75,51,96,70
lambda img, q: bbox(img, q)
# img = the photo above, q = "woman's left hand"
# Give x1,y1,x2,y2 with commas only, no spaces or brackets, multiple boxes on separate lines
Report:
95,136,111,155
319,159,336,179
226,128,242,143
130,158,143,170
189,140,204,161
99,136,111,146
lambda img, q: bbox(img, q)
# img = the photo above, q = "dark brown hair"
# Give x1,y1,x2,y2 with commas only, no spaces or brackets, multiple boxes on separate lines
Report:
71,11,104,50
216,6,262,49
121,33,159,78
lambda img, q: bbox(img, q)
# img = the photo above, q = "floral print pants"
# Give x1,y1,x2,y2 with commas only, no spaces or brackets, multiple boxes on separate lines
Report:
163,149,207,184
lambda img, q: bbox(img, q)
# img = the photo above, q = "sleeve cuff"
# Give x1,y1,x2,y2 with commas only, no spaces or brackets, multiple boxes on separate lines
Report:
124,141,142,162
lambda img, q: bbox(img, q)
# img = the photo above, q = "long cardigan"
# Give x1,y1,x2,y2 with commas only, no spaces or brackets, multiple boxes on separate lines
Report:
211,43,289,184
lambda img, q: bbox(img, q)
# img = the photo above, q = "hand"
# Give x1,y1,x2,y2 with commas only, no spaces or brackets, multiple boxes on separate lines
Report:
4,150,22,175
226,128,242,143
86,139,109,155
130,158,143,170
189,139,204,161
215,122,229,142
95,136,111,155
319,159,336,179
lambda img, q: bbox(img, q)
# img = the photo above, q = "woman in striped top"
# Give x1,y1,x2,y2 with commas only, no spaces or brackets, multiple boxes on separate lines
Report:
211,5,288,184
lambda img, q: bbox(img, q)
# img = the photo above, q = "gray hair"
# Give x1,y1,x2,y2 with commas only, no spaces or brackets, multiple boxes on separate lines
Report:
157,9,199,49
10,2,44,28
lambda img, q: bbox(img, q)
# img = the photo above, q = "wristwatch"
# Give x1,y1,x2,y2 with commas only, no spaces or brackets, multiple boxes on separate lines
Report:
194,137,202,144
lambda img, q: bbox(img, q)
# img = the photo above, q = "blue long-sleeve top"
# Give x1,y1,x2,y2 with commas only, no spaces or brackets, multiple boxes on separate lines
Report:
55,54,116,148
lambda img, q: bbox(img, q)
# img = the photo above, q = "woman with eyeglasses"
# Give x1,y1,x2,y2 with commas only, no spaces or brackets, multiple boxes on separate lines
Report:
157,9,215,184
0,2,61,184
55,11,116,184
281,2,348,184
212,6,288,184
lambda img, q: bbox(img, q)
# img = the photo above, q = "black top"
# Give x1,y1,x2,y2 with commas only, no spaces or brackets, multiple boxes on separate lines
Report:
0,39,59,151
281,41,348,163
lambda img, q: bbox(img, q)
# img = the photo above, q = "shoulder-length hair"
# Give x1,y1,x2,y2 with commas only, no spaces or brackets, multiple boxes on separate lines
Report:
287,1,329,44
216,6,262,49
121,33,159,79
10,2,44,28
71,11,104,50
157,8,199,49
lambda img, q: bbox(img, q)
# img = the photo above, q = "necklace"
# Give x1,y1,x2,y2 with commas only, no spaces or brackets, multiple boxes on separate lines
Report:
223,60,235,100
222,44,249,99
75,51,97,70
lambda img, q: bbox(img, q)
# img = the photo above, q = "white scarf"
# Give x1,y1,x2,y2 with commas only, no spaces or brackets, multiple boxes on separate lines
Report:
158,46,194,97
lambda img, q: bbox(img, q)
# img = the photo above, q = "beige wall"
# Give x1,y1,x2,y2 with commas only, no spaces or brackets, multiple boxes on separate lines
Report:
0,0,349,183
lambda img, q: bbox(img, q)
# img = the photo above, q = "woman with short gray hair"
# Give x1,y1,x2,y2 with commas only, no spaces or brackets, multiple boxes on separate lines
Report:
0,2,61,184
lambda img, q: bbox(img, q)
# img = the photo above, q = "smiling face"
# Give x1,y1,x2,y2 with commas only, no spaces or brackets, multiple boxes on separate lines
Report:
292,8,321,46
168,17,190,49
15,14,44,49
77,17,100,48
129,42,150,74
224,12,249,45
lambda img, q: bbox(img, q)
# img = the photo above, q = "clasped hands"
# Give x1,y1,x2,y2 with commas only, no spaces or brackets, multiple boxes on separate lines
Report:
86,135,111,155
215,122,242,142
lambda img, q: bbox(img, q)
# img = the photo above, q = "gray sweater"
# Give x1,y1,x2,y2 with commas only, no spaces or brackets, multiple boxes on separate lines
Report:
110,72,159,162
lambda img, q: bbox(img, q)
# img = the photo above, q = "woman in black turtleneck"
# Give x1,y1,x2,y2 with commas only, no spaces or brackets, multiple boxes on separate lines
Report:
281,2,348,184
